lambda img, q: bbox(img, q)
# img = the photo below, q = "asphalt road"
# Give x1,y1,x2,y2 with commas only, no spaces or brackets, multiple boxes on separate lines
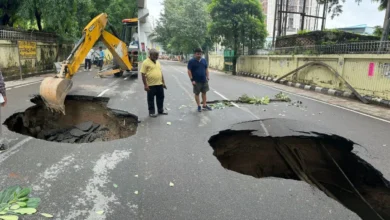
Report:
1,60,389,220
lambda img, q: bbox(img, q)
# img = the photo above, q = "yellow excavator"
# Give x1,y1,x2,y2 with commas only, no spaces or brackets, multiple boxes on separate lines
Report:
39,13,138,114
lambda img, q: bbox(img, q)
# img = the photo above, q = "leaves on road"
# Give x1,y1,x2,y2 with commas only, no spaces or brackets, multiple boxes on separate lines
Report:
238,94,270,105
0,186,40,219
40,213,53,218
12,208,37,215
275,92,291,102
0,215,18,220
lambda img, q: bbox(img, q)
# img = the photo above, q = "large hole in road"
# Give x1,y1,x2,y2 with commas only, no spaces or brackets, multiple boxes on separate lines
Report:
209,121,390,220
3,95,138,144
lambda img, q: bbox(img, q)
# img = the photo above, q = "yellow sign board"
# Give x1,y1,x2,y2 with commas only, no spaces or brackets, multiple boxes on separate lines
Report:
18,41,37,59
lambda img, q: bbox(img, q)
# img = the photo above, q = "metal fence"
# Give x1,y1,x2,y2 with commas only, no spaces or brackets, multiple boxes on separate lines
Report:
0,29,57,43
272,41,390,55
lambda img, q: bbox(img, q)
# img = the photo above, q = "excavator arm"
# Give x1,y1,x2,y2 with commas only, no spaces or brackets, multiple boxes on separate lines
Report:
39,13,132,114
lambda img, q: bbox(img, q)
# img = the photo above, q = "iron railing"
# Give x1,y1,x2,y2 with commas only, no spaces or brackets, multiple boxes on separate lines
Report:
272,41,390,55
0,29,57,43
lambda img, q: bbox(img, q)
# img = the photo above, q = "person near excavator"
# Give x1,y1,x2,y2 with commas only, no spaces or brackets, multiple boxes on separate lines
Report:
141,48,168,117
84,48,94,71
98,46,105,71
0,70,7,150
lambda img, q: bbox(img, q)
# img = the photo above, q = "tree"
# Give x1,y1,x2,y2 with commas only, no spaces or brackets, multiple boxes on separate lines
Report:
208,0,267,74
15,0,137,41
374,26,383,38
0,0,22,27
155,0,210,54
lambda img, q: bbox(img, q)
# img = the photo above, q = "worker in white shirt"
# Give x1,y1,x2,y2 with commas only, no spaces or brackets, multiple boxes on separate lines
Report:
84,48,94,71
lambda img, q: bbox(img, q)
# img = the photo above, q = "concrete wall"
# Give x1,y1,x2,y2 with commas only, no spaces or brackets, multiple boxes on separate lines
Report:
209,54,224,71
234,54,390,100
0,40,73,80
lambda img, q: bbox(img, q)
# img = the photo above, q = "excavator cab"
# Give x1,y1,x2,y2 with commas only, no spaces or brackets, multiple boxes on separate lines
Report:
121,18,139,76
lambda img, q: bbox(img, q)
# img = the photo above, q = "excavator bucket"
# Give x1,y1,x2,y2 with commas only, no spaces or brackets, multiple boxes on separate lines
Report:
39,77,73,114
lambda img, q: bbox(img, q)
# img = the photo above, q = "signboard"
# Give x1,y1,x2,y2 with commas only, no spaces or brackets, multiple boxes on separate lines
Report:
18,41,37,59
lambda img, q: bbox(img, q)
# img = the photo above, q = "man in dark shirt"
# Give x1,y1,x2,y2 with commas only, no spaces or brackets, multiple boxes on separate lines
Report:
187,48,212,112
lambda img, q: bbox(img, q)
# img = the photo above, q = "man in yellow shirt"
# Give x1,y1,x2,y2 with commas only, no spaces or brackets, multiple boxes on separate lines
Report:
141,49,168,117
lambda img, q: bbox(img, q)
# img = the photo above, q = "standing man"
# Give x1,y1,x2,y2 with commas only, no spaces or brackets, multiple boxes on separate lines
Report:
187,48,212,112
84,48,94,71
98,46,105,71
0,70,7,150
140,48,168,117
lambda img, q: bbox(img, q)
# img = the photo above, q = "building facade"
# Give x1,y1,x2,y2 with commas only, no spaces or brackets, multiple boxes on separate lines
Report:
260,0,321,38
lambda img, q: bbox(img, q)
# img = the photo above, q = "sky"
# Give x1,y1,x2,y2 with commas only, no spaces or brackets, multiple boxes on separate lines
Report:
146,0,385,29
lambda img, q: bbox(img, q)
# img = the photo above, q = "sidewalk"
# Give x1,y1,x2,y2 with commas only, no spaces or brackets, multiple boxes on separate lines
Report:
5,73,56,88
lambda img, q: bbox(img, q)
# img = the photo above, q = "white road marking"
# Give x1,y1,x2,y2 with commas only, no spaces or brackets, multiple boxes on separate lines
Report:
212,89,269,136
97,89,110,97
212,90,240,108
12,81,42,89
6,88,11,91
0,137,33,164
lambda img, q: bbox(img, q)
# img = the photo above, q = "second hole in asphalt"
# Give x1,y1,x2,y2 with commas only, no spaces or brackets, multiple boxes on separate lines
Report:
209,119,390,220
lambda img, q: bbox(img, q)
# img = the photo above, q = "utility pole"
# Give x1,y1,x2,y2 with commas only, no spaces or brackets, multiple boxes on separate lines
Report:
300,0,307,31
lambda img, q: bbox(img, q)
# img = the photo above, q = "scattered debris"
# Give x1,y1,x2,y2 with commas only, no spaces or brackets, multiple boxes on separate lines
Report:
96,211,104,215
169,182,175,187
134,175,138,178
113,184,118,188
167,122,172,125
134,191,139,195
179,105,187,109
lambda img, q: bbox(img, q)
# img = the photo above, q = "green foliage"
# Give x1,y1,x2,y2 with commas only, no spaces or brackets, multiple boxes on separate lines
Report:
374,26,384,38
155,0,210,54
238,94,270,105
0,186,42,219
0,0,22,26
317,0,362,19
3,0,136,42
208,0,267,74
275,92,291,102
298,30,310,35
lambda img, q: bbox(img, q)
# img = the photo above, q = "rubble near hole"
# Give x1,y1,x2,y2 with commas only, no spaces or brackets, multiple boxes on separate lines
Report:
209,129,390,220
3,95,138,144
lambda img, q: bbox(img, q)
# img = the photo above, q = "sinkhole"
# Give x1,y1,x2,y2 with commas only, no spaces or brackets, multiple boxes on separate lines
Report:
209,119,390,220
3,95,138,144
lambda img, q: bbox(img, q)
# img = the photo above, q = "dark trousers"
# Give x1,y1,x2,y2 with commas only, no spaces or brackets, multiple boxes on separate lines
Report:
85,59,91,69
147,85,164,114
98,60,104,70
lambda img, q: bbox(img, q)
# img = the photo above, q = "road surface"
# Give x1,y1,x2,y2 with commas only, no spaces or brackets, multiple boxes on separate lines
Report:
1,60,389,220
